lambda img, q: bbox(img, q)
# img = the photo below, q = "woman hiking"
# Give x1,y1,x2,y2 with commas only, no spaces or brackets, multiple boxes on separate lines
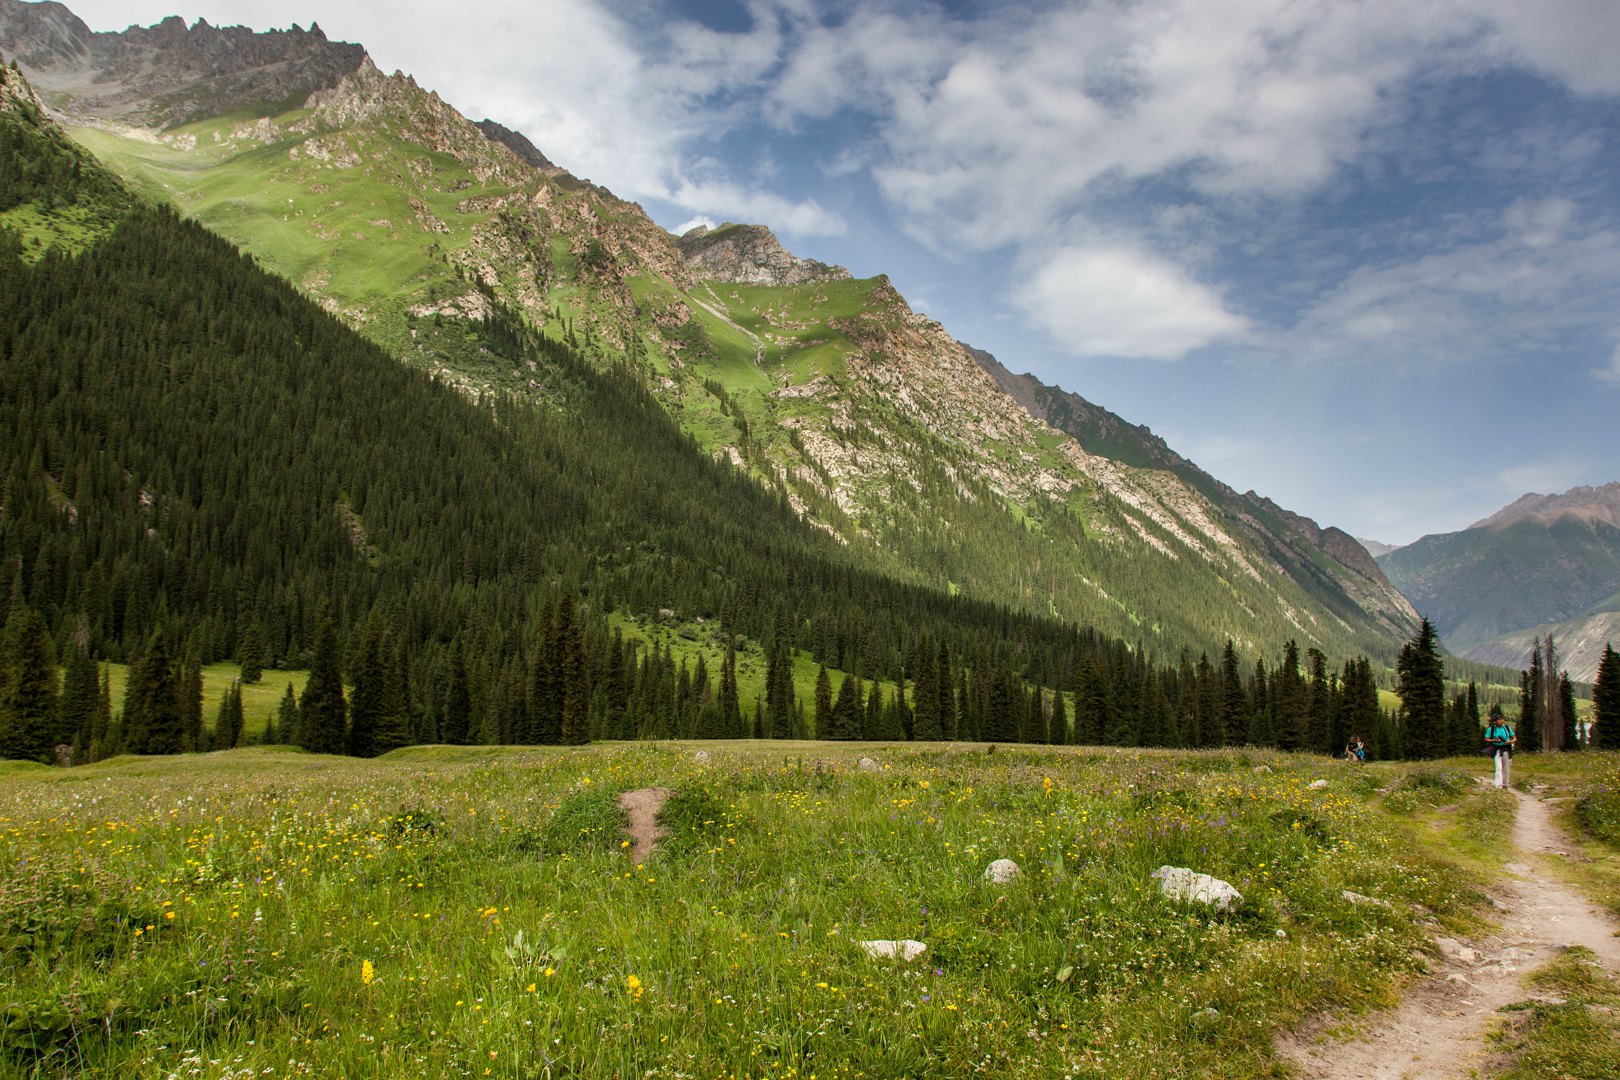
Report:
1484,704,1516,789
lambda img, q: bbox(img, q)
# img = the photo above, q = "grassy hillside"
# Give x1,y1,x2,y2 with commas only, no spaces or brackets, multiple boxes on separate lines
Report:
0,741,1567,1076
56,71,1420,671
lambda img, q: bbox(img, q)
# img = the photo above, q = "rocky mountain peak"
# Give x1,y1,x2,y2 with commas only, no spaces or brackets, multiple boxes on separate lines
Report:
677,222,849,286
1468,482,1620,532
0,1,365,126
475,118,554,171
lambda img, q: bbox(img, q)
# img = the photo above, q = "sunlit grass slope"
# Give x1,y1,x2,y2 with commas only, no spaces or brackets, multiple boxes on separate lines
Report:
2,743,1508,1077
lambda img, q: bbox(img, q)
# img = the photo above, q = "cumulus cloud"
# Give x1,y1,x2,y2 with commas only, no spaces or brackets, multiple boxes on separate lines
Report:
1016,243,1249,360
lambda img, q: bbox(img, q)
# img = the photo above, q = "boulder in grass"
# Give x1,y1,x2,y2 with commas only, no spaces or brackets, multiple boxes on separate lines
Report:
1309,779,1329,790
693,750,710,765
860,939,927,962
983,858,1022,884
858,757,880,773
1151,865,1243,912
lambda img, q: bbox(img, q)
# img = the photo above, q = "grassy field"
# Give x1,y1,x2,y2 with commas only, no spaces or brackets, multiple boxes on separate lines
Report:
95,662,310,743
15,740,1609,1077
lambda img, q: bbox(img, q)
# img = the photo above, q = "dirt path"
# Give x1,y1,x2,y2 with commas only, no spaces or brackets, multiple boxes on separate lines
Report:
1278,786,1620,1079
617,787,672,863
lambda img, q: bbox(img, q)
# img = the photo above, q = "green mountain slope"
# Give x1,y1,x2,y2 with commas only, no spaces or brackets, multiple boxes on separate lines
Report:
4,7,1420,667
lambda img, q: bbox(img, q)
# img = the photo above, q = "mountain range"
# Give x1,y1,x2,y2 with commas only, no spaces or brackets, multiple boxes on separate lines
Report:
1378,484,1620,683
1,1,1422,672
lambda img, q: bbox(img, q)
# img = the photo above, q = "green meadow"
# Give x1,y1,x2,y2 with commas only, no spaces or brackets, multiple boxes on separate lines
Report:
11,742,1619,1077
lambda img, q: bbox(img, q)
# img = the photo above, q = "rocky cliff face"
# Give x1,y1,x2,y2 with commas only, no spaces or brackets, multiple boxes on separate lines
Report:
475,118,554,170
1469,482,1620,532
678,223,849,286
0,0,364,125
975,350,1420,641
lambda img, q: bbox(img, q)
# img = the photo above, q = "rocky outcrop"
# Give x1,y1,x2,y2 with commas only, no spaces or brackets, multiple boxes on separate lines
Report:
678,223,849,286
0,2,365,126
475,118,554,170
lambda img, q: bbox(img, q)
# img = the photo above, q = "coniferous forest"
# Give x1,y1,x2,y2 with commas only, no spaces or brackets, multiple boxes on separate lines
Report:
0,61,1532,767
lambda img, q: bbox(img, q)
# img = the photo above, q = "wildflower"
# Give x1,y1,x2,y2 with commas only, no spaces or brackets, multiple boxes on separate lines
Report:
362,959,375,985
626,974,644,1000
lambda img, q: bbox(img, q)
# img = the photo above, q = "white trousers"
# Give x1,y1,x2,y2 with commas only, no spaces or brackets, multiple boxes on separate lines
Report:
1494,749,1511,788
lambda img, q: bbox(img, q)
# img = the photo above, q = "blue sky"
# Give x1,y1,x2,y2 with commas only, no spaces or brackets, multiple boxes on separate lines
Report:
61,0,1620,545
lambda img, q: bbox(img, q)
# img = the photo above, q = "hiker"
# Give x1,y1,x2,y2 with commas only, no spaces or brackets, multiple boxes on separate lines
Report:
1484,705,1516,788
1343,735,1366,763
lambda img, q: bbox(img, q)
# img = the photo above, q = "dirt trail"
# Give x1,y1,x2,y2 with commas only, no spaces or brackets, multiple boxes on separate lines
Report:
618,787,672,863
1278,786,1620,1079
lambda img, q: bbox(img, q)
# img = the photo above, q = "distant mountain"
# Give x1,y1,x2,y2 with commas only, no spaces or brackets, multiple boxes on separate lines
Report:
1460,591,1620,684
0,0,363,126
1357,538,1401,559
3,2,1424,666
1378,483,1620,677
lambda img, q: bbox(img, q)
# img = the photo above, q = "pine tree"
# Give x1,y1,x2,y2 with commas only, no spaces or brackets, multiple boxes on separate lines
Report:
1540,637,1566,752
813,664,832,739
765,621,793,739
0,606,58,763
238,622,266,684
558,603,589,746
61,641,100,763
271,682,299,745
1049,687,1068,745
178,653,203,752
347,625,384,757
1520,640,1543,752
442,644,472,746
1396,618,1446,759
719,633,741,739
124,627,182,756
299,617,347,755
212,681,244,750
1559,673,1578,753
1591,643,1618,749
1220,641,1246,747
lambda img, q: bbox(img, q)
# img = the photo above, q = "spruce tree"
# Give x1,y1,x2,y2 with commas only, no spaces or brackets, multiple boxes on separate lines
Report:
238,622,266,684
1591,643,1617,749
299,618,347,755
1396,618,1446,759
558,604,589,745
813,664,832,739
442,644,472,745
347,626,384,757
61,643,100,764
1220,641,1246,747
719,633,741,739
1559,673,1578,752
0,606,58,763
1519,642,1543,752
178,653,203,752
271,682,299,745
212,681,244,750
124,627,182,755
1049,687,1068,745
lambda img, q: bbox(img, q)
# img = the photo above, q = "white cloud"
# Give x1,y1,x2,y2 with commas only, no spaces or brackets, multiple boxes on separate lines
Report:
1016,243,1248,359
1598,342,1620,388
1476,0,1620,95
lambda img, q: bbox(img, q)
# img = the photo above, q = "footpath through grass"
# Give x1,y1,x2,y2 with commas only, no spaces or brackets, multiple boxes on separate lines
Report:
2,743,1498,1077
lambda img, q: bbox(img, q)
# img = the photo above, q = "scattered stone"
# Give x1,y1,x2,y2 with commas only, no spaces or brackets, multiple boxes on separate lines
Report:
692,751,710,765
1445,973,1475,986
858,757,880,773
1342,890,1392,909
983,859,1023,884
1253,765,1273,774
1435,937,1481,964
1194,1008,1221,1022
1151,866,1243,912
860,939,927,962
1309,779,1329,790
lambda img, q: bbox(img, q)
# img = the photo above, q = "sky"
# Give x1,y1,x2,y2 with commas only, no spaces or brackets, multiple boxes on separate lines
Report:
56,0,1620,546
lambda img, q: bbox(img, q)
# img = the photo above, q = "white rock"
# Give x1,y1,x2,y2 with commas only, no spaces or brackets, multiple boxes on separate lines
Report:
1252,765,1273,774
859,939,927,962
983,859,1022,884
1436,936,1480,964
1342,890,1391,909
1309,779,1329,790
858,757,880,773
692,750,710,764
1151,866,1244,912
